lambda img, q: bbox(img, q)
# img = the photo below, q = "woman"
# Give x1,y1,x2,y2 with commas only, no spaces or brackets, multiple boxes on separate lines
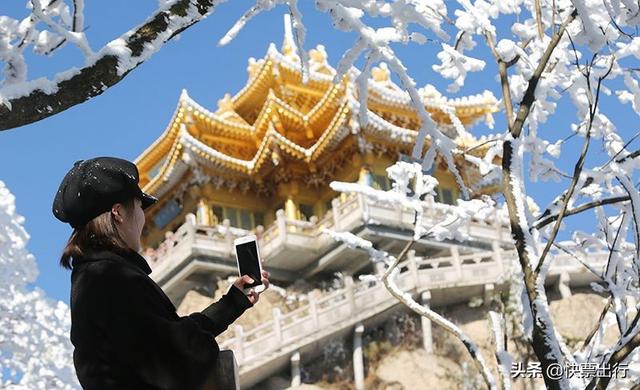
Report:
52,157,269,389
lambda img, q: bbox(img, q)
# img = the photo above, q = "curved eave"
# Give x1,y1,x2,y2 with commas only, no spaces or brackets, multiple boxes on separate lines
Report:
136,95,187,187
137,44,503,200
307,80,347,126
231,57,274,119
353,96,497,163
145,100,352,191
182,94,255,140
366,89,497,129
142,129,186,195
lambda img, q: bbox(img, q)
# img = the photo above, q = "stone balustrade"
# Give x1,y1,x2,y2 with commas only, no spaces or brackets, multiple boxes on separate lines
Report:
219,246,608,376
146,193,512,282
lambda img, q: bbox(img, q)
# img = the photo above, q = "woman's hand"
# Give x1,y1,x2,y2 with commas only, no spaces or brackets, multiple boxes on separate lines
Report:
233,270,270,305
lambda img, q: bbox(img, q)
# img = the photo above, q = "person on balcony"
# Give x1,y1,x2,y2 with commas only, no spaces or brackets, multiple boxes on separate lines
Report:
52,157,269,389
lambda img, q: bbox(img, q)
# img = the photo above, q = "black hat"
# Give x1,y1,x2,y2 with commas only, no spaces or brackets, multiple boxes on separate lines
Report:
52,157,158,229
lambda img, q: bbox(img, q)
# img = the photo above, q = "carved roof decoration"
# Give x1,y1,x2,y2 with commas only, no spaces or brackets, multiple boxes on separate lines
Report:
136,29,499,201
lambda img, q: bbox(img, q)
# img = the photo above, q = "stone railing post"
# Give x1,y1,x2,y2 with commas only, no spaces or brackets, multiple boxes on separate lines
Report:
176,213,197,259
484,283,495,307
185,213,197,239
493,206,503,241
492,241,504,274
254,224,264,240
331,198,341,230
425,195,435,219
162,231,176,260
421,291,433,354
234,325,244,364
344,275,356,315
223,218,233,254
353,324,365,390
407,249,419,288
276,209,287,241
309,290,320,329
356,193,369,222
273,308,283,346
451,246,462,279
374,261,386,276
291,351,301,388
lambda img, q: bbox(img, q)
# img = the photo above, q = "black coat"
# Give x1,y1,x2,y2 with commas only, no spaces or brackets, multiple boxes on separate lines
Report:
69,249,252,389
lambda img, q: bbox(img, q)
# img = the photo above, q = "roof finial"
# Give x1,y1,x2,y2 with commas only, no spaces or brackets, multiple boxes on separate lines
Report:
282,14,296,56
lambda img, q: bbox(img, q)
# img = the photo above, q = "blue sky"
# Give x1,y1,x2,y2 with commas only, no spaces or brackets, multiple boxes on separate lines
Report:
0,1,630,303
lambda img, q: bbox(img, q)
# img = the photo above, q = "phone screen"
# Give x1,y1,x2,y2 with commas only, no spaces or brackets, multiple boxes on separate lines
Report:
236,240,262,288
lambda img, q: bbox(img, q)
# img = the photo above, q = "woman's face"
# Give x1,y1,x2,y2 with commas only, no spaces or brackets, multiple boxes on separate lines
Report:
113,198,145,252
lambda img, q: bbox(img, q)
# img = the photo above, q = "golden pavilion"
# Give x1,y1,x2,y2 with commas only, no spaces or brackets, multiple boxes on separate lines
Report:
135,21,500,305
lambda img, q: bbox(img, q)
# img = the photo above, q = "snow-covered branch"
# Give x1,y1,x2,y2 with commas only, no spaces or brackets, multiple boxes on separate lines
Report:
4,0,640,387
0,0,224,131
323,229,497,390
221,0,471,198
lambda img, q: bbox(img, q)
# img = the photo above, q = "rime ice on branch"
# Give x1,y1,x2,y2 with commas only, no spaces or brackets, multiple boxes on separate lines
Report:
218,1,640,388
0,0,226,130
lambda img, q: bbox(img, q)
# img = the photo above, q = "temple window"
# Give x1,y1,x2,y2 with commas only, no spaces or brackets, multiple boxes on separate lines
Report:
254,212,264,227
213,205,264,230
371,174,391,191
299,203,315,221
434,187,456,205
239,209,252,229
153,199,182,229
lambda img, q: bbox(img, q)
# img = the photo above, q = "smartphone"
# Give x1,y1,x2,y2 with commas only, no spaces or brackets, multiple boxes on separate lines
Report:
233,235,265,293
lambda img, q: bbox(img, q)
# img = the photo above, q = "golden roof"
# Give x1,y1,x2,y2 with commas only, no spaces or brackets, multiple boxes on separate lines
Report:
136,39,499,200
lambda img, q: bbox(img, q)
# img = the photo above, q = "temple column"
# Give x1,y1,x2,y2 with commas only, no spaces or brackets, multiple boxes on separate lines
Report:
557,272,572,299
284,196,299,220
284,196,299,233
484,283,495,307
353,324,365,390
291,351,301,388
358,165,373,186
196,198,214,226
421,291,433,354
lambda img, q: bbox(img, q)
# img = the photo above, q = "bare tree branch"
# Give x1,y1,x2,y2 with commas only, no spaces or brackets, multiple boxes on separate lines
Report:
489,311,511,390
498,8,578,389
379,239,497,389
589,330,640,389
510,9,577,138
533,109,592,276
534,195,630,230
534,0,544,40
485,33,514,128
581,297,612,353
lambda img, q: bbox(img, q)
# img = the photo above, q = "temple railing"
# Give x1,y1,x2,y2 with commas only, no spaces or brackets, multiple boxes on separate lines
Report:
218,247,609,370
146,193,512,280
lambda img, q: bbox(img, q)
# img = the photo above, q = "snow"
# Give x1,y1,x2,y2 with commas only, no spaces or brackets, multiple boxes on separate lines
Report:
4,0,640,387
223,3,640,385
0,180,77,388
0,0,222,107
433,43,485,93
322,226,497,389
